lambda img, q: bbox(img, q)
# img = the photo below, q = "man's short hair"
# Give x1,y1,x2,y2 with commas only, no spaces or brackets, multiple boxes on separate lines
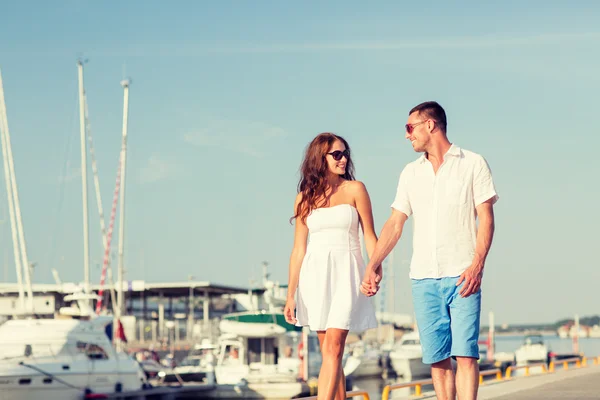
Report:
409,101,447,132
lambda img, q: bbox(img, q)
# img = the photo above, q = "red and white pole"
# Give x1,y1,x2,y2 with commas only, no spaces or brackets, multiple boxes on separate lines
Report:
95,148,123,314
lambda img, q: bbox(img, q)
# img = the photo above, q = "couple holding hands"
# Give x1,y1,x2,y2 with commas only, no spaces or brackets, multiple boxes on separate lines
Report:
284,101,498,400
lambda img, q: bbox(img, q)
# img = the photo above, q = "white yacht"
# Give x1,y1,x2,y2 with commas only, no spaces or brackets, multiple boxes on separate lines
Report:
388,331,430,379
0,314,146,400
159,339,218,384
589,325,600,338
159,355,216,385
514,333,550,375
211,310,312,398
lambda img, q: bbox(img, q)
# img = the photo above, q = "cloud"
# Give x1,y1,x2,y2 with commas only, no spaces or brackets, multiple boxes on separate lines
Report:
210,32,600,53
110,32,600,56
183,118,288,158
7,32,598,58
137,155,183,184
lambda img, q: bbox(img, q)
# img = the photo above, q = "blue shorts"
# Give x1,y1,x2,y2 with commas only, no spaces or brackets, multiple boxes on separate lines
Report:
411,276,481,364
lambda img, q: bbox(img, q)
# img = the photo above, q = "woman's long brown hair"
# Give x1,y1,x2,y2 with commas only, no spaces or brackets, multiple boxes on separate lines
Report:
291,132,355,224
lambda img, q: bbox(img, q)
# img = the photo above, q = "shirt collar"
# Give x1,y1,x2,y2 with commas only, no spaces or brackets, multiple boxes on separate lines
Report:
418,143,461,163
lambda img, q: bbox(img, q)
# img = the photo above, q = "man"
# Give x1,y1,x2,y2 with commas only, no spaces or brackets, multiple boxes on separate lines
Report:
361,101,498,400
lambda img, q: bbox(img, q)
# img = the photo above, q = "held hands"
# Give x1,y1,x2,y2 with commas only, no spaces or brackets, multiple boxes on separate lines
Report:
360,264,382,297
456,260,484,297
283,298,297,325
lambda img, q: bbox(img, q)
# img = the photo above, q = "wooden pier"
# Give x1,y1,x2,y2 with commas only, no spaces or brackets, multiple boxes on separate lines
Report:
479,363,600,399
375,356,600,400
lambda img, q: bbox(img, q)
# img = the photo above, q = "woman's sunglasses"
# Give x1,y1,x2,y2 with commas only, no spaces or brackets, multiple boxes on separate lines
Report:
327,149,349,161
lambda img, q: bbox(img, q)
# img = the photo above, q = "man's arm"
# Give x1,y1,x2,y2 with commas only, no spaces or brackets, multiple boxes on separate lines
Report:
457,198,495,297
473,200,495,266
360,209,408,296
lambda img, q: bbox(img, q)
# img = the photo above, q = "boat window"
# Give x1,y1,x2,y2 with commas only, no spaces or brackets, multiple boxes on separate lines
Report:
246,338,277,365
525,335,544,345
263,338,276,365
278,333,321,359
87,344,108,360
247,339,262,364
76,341,108,360
222,344,241,365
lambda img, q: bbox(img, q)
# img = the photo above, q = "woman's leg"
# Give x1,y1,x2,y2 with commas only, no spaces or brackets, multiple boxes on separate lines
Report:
317,331,347,400
317,328,348,400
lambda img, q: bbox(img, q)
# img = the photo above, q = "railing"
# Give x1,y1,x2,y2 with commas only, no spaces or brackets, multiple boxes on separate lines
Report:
504,355,600,377
582,356,600,367
548,356,583,372
301,390,370,400
381,369,501,400
479,368,503,384
381,378,432,399
505,362,547,378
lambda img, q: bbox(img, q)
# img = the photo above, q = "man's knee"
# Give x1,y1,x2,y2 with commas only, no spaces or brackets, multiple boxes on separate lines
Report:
455,356,478,368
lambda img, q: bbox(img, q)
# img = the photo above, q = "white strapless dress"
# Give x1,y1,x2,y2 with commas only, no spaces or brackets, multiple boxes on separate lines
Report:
295,204,378,332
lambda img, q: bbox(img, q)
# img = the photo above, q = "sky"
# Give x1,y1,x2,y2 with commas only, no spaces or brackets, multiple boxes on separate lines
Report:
0,1,598,325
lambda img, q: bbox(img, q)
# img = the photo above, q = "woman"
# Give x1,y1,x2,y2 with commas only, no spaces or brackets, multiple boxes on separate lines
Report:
284,132,379,400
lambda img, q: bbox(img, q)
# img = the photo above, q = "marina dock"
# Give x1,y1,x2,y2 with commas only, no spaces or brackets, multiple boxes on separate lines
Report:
375,357,600,400
479,364,600,399
93,362,600,399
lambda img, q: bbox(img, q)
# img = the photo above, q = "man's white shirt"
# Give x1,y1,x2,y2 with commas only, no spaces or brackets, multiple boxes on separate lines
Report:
391,144,499,279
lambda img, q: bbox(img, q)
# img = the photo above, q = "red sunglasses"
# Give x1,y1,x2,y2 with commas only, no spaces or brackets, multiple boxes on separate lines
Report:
405,120,429,134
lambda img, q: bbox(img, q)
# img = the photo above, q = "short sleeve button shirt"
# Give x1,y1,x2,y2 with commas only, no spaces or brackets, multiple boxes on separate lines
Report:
391,144,499,279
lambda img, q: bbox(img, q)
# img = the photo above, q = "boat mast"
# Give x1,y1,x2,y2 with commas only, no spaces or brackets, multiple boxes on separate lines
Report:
117,78,130,318
77,60,91,305
0,70,34,313
0,70,25,312
84,93,118,313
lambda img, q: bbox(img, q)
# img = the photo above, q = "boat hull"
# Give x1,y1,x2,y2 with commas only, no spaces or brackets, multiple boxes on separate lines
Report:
390,355,430,379
343,355,383,379
0,368,144,400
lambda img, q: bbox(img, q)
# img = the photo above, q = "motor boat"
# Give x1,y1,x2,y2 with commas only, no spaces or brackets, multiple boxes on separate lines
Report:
0,309,146,400
388,331,430,379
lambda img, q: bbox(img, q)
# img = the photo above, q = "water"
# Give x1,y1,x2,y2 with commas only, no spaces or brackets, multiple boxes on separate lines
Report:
492,334,600,356
350,335,600,399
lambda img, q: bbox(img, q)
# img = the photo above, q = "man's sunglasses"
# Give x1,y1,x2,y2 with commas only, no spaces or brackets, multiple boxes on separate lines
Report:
327,149,350,161
405,120,431,134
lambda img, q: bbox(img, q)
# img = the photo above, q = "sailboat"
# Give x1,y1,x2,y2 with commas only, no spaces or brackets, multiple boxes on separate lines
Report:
0,63,147,399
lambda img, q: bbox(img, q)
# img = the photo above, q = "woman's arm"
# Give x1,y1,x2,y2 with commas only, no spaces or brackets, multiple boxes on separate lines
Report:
351,181,378,259
286,193,308,306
